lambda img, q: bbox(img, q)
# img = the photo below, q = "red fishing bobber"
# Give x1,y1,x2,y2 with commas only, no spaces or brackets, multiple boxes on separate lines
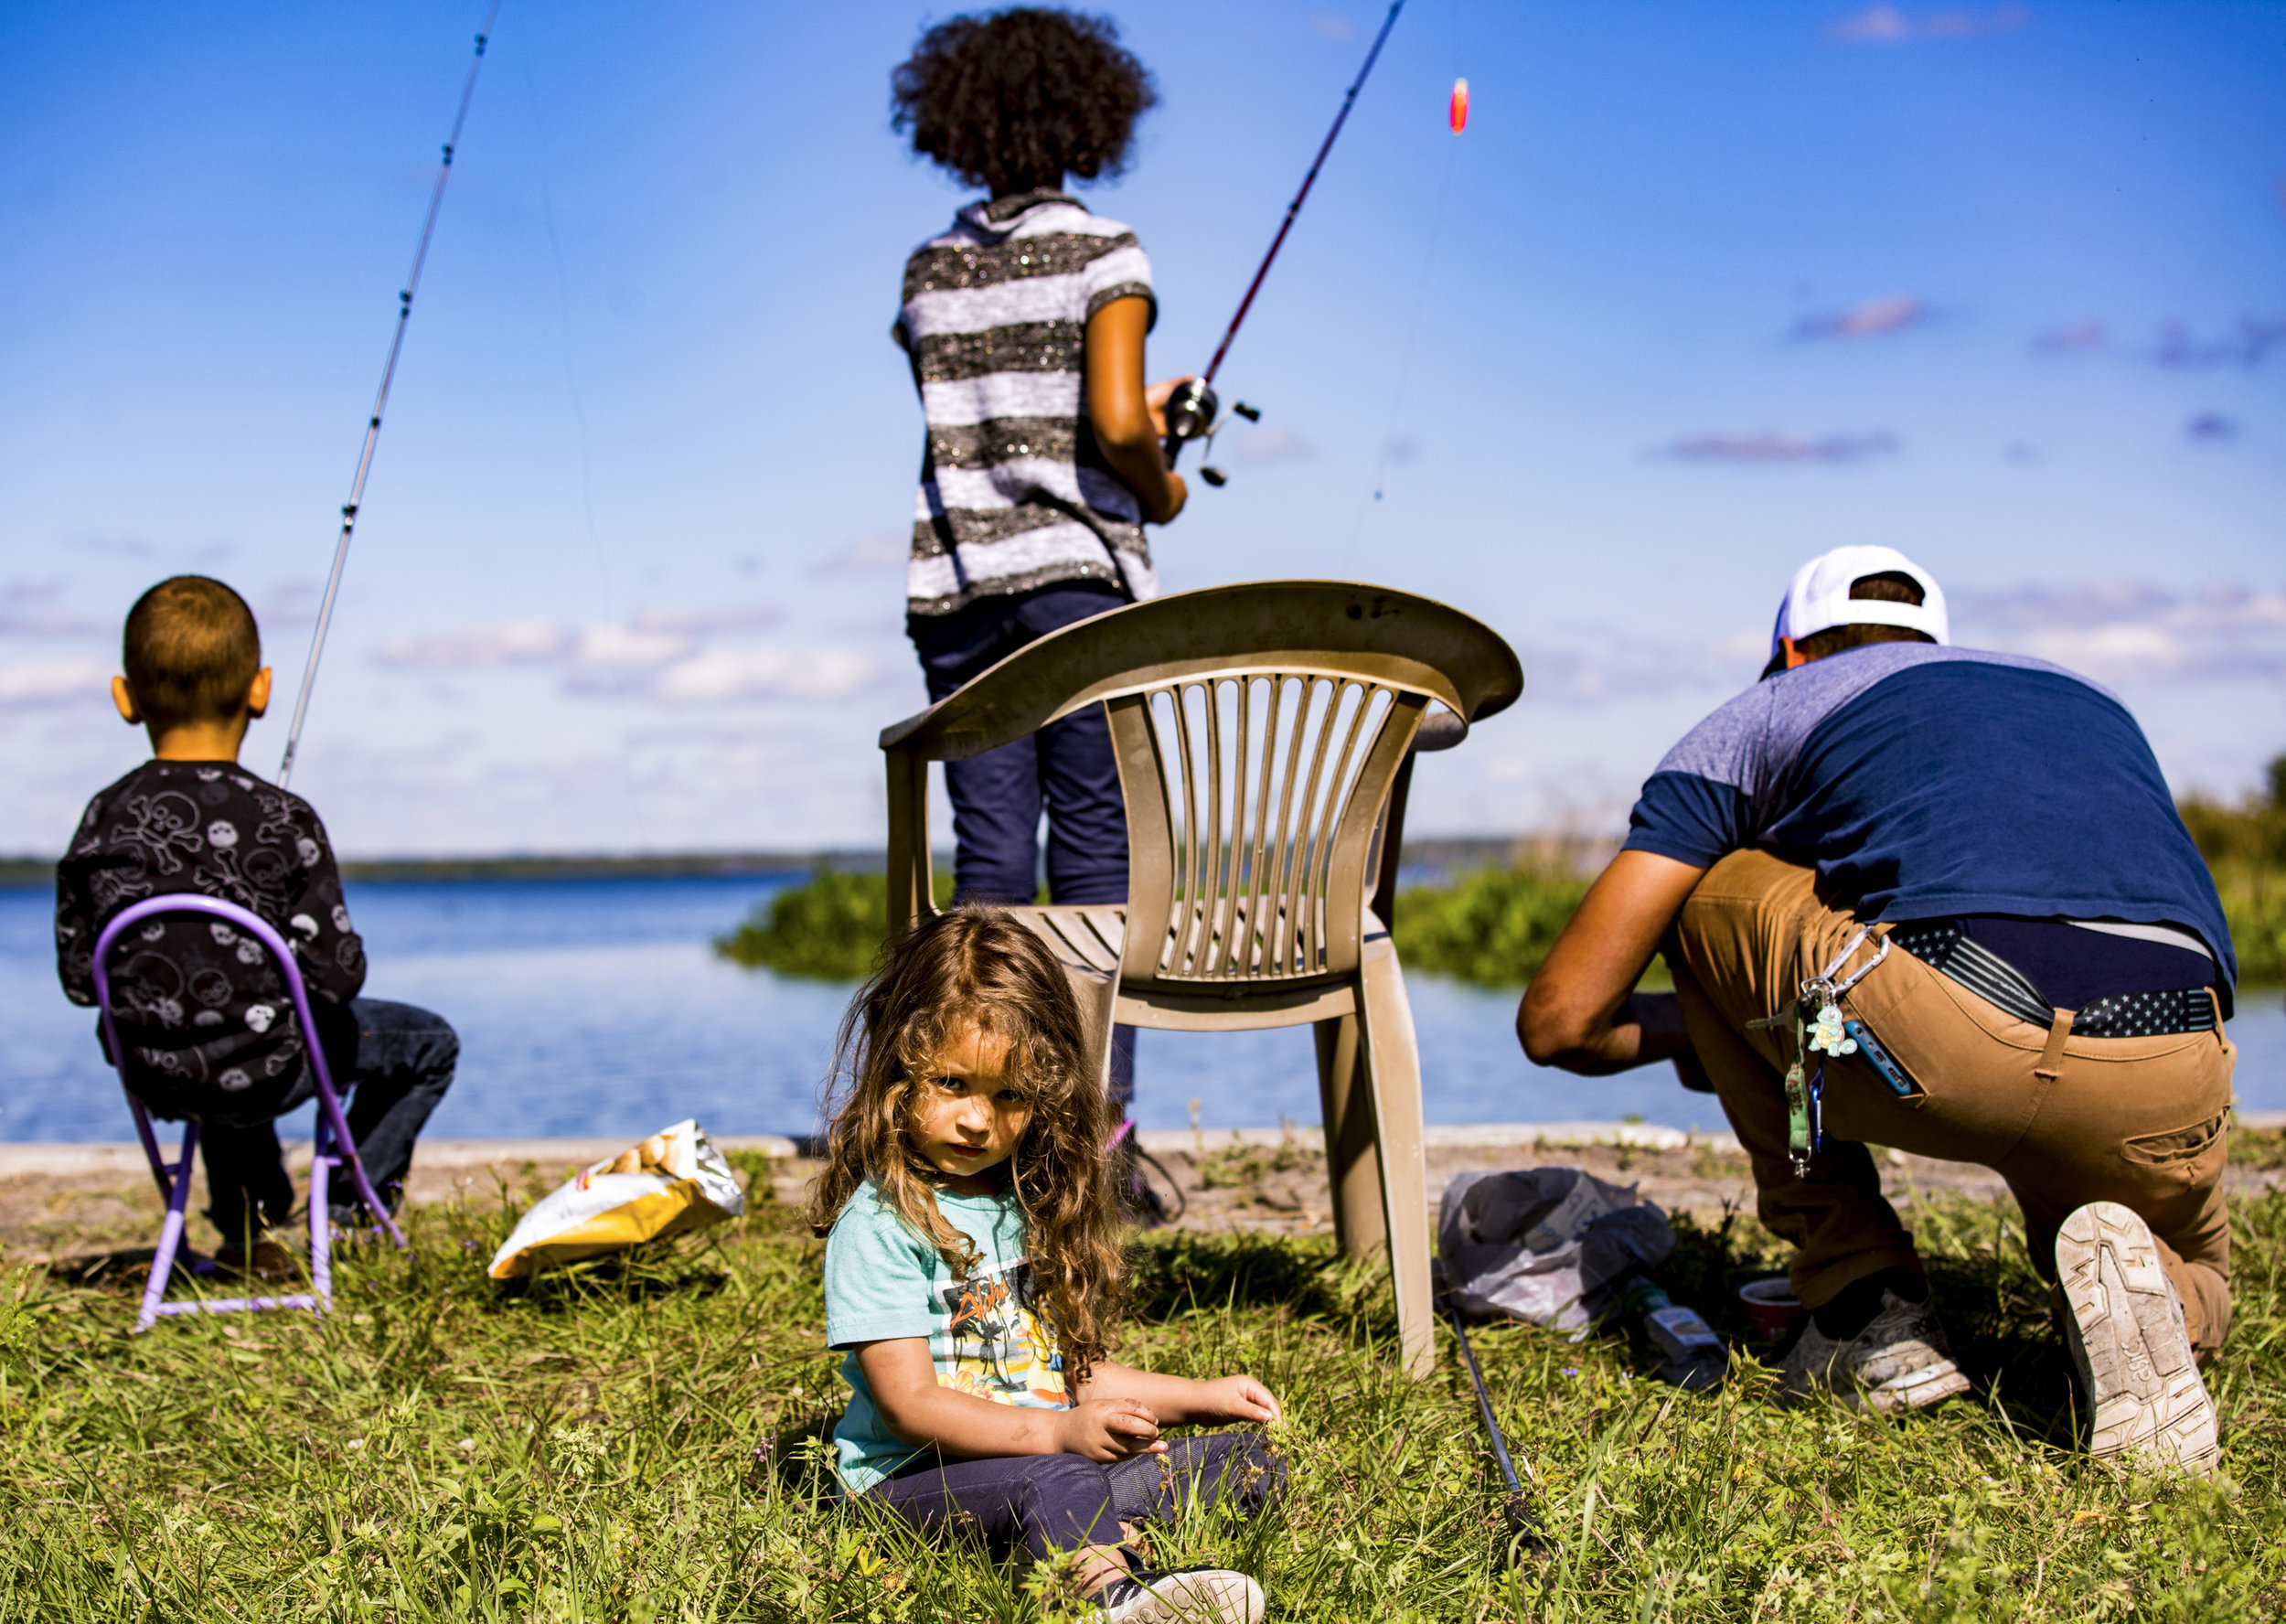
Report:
1449,77,1469,134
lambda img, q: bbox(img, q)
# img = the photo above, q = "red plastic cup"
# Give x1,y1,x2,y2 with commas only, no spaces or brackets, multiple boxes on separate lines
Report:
1738,1277,1802,1339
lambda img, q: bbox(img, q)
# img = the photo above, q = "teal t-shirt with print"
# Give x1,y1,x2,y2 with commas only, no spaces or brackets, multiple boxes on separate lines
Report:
823,1178,1072,1493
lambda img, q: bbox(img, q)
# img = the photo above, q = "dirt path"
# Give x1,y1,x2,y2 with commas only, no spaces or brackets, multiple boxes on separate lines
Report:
6,1127,2277,1267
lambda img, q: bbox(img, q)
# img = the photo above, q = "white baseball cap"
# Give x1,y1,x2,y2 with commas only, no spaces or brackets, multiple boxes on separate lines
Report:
1769,544,1948,663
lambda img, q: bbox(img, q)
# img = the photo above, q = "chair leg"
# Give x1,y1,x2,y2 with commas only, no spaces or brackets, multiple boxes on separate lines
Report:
1313,1011,1387,1261
310,1115,333,1311
134,1121,199,1335
1357,946,1436,1379
1063,964,1122,1106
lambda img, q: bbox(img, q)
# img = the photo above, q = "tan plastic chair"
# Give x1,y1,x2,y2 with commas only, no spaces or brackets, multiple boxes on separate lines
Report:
881,580,1524,1376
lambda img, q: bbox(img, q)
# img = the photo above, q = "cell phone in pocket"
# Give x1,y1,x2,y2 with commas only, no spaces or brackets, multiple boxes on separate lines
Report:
1844,1019,1923,1098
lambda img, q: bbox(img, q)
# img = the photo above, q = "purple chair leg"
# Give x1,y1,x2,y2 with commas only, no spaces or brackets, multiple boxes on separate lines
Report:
309,1115,334,1309
134,1118,199,1335
314,1083,407,1251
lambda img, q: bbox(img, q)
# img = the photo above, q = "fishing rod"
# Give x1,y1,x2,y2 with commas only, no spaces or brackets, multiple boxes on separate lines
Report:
1447,1292,1553,1565
277,2,502,788
1161,0,1407,486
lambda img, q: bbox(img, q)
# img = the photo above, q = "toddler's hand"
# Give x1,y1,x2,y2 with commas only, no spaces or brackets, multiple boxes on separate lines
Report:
1060,1396,1165,1462
1197,1374,1283,1426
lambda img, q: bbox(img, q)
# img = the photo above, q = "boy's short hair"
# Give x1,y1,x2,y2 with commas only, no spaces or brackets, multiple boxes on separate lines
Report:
892,8,1157,197
123,575,262,730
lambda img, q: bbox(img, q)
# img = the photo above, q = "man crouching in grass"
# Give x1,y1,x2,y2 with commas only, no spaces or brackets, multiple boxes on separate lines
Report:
1519,546,2236,1475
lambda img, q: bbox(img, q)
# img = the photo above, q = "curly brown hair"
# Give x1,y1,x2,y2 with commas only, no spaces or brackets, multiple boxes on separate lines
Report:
806,905,1124,1382
891,8,1158,198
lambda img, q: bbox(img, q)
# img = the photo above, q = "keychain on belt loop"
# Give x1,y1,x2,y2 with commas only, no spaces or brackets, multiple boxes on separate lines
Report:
1750,925,1891,1177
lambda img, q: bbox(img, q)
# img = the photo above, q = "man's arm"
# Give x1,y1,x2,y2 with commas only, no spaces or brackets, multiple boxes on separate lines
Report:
1083,295,1187,525
1518,850,1706,1074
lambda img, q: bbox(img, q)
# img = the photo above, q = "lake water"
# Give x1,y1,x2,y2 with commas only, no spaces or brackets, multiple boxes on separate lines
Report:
5,875,2281,1144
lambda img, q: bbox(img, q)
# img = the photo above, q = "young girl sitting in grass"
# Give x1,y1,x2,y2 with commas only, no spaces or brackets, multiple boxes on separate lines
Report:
809,908,1283,1622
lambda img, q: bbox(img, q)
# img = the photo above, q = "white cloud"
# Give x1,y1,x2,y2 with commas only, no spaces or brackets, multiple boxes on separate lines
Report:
1790,295,1929,341
373,603,785,675
1661,431,1898,465
573,624,693,668
630,604,782,636
373,616,572,670
0,580,100,638
814,531,908,576
1514,630,1760,707
1237,427,1315,466
1953,582,2286,682
646,648,881,705
0,657,112,708
1827,5,2028,44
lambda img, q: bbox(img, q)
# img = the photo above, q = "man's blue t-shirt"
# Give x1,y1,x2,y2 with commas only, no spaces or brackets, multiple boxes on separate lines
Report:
1621,644,2237,1000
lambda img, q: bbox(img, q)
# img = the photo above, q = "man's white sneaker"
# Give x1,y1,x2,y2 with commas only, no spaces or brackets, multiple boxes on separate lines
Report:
2056,1202,2220,1475
1781,1287,1973,1414
1096,1565,1266,1624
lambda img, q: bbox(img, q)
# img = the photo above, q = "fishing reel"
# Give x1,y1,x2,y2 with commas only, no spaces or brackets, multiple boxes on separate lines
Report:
1160,378,1260,487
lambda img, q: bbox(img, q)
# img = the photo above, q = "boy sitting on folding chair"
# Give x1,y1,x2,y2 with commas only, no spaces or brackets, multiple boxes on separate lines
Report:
53,575,456,1278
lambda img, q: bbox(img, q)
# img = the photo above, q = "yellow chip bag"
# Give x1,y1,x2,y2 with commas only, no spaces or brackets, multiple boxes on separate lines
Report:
486,1118,745,1279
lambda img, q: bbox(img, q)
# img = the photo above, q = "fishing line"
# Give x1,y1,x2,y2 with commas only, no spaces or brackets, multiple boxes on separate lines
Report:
277,1,504,788
1346,0,1468,561
521,43,652,848
1343,132,1458,562
1160,0,1407,474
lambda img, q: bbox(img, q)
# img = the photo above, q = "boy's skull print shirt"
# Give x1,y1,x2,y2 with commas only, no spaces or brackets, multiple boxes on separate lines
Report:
55,760,366,1119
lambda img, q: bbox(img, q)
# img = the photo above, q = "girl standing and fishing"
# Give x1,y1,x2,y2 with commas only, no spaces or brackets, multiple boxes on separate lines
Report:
811,909,1283,1621
890,8,1190,1175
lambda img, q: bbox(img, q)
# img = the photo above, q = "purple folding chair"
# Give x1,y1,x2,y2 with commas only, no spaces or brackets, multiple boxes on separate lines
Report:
91,893,408,1333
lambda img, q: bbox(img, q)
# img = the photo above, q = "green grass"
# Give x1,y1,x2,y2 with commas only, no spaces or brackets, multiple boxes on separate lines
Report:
3,1159,2282,1619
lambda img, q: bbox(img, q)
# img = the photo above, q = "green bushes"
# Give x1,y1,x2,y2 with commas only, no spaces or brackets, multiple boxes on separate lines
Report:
714,870,954,981
719,768,2286,990
1389,867,1592,988
2182,754,2286,987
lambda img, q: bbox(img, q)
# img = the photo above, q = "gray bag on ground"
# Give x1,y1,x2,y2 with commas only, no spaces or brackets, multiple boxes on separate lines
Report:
1438,1167,1676,1331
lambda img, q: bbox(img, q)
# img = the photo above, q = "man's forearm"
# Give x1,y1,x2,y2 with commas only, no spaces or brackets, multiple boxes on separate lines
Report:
1548,990,1692,1074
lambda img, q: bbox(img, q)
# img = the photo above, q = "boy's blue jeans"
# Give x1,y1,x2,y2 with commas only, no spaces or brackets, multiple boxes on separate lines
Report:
200,999,457,1241
909,582,1137,1113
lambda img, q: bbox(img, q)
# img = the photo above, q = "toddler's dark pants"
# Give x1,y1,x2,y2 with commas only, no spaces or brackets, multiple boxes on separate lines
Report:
868,1432,1284,1567
201,999,458,1241
909,582,1137,1113
1673,849,2234,1352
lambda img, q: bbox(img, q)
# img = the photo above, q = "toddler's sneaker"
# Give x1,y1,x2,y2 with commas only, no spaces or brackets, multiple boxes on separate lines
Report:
1781,1287,1972,1413
2056,1202,2220,1475
1096,1565,1266,1623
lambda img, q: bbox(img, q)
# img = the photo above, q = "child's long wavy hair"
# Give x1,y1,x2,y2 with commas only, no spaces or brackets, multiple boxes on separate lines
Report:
806,905,1123,1381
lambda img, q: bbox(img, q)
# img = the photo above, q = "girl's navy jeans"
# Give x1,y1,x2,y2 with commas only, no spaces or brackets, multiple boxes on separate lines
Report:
867,1431,1284,1566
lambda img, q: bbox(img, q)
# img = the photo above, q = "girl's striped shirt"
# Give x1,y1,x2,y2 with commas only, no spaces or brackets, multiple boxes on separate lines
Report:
895,189,1159,617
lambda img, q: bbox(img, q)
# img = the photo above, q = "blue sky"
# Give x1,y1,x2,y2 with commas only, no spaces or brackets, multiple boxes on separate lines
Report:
3,0,2281,856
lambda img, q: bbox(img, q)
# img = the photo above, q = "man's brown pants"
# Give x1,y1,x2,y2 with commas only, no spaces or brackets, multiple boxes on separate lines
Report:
1673,849,2235,1352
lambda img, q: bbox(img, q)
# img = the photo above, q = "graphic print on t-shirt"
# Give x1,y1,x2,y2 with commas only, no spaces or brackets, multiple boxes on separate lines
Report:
934,1260,1067,1408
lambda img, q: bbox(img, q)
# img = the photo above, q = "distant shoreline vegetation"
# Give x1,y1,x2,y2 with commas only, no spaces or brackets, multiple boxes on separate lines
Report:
710,764,2286,989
